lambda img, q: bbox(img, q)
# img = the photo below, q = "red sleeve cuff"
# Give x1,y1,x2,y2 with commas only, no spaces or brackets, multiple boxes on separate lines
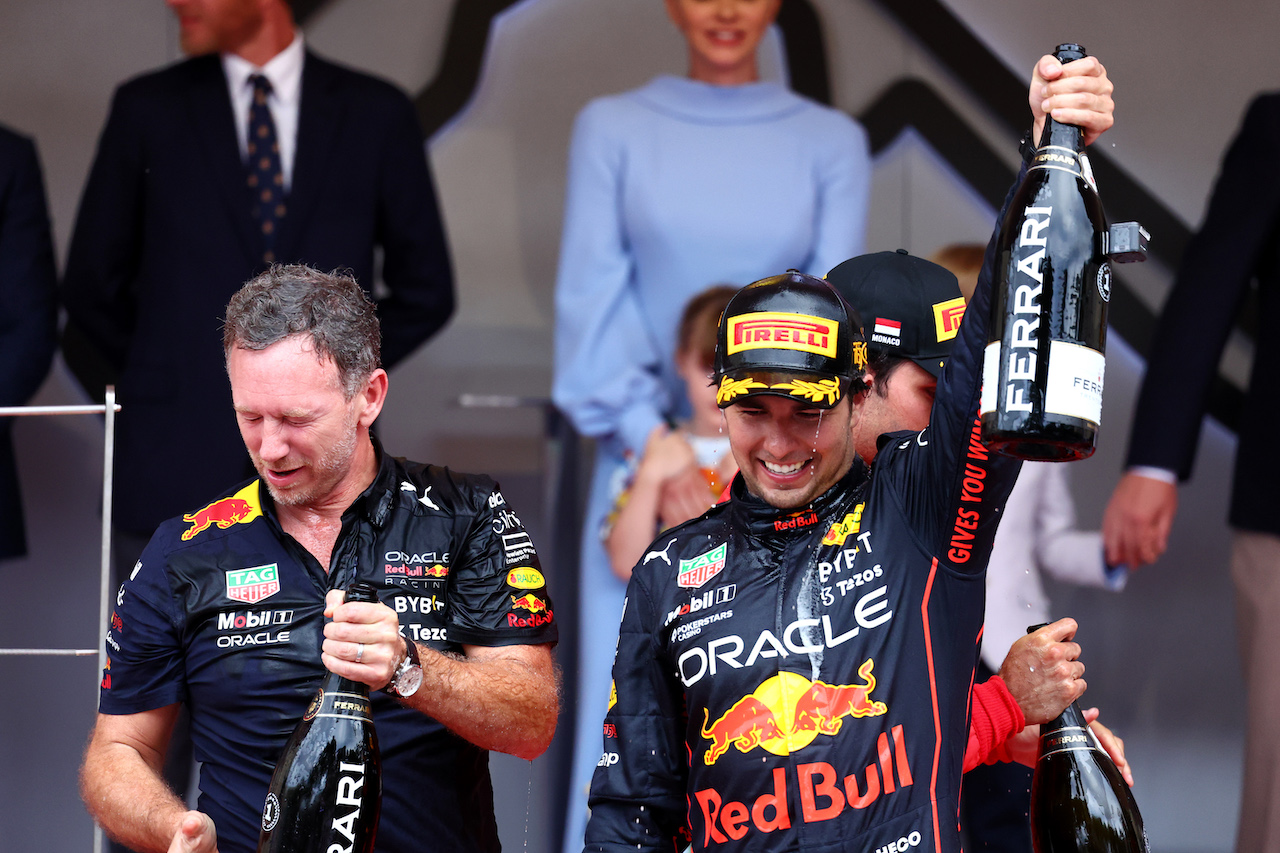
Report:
964,676,1027,772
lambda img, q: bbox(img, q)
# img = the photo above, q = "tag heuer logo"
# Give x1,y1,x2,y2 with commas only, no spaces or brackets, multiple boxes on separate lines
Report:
677,543,727,589
225,564,280,604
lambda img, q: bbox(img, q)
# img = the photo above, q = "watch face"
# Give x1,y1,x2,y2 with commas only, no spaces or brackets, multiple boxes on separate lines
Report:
396,665,423,697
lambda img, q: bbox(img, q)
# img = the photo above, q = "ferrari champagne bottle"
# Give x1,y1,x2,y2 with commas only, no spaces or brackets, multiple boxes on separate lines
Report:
980,43,1111,460
1030,699,1148,852
257,582,382,853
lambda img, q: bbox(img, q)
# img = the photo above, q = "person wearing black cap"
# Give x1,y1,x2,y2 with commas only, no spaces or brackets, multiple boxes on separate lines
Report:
582,51,1116,853
829,249,1131,850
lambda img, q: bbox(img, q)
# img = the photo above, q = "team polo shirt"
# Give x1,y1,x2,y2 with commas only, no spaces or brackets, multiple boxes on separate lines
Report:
99,445,557,853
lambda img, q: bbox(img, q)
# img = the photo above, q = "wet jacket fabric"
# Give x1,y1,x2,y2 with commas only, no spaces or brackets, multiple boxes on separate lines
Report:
585,209,1020,853
99,445,556,853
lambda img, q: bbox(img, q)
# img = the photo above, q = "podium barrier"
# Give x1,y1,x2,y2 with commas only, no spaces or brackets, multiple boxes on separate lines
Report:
0,387,118,853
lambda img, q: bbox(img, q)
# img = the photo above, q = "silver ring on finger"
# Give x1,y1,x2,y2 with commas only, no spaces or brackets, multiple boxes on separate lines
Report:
355,642,365,663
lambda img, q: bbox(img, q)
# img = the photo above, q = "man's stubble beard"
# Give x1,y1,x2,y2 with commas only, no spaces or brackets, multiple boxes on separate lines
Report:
257,418,360,508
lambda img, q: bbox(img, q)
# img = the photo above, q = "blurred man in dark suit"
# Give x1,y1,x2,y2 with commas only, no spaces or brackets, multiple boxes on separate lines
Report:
1104,93,1280,851
62,0,455,564
0,125,57,561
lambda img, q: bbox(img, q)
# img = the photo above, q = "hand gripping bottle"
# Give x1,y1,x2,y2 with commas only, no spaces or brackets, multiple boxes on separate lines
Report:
257,582,382,853
981,43,1147,460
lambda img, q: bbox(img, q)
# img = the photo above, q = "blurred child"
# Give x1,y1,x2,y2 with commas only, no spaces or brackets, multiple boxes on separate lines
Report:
603,285,738,580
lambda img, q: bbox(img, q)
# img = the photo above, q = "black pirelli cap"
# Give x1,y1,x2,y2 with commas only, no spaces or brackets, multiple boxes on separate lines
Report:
825,249,969,379
713,270,867,409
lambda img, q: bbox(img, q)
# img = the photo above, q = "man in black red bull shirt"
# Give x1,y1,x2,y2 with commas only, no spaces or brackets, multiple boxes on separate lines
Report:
584,53,1115,853
80,266,558,853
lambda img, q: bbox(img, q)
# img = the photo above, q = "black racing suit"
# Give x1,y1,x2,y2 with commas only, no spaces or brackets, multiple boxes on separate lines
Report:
100,443,557,853
585,185,1023,853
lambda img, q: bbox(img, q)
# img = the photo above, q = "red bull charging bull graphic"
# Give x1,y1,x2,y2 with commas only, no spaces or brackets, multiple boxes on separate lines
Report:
182,482,263,541
692,660,915,847
699,659,886,765
510,593,548,614
508,593,553,629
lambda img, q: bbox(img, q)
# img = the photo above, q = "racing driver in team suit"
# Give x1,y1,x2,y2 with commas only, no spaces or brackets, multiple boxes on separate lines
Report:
583,53,1115,853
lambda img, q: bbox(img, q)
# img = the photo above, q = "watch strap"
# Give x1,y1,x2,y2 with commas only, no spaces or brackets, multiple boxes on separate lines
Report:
387,636,421,697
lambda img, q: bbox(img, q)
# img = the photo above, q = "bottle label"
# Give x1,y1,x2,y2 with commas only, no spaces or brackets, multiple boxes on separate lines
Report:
1043,341,1104,424
1029,145,1083,179
261,792,281,832
303,688,372,723
1040,724,1104,758
1097,262,1113,302
979,342,1000,416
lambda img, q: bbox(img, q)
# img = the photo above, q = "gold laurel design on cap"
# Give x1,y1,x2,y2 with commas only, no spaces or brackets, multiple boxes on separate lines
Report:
770,378,842,406
717,375,767,405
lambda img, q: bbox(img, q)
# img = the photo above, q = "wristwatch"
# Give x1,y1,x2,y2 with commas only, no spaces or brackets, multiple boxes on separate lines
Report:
386,636,423,697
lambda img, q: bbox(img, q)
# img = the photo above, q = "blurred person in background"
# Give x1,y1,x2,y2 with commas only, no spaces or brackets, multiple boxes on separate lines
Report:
603,285,738,580
1103,92,1280,852
62,0,454,571
0,125,57,562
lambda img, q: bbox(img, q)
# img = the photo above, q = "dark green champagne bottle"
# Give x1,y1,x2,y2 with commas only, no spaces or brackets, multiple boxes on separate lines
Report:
1030,699,1148,852
981,43,1110,460
257,581,382,853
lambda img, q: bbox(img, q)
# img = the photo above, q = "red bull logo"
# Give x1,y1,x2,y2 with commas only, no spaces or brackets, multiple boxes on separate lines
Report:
510,593,548,613
508,593,553,628
791,660,887,735
424,564,449,578
701,697,787,765
773,510,819,532
694,724,914,846
181,482,262,541
699,661,887,766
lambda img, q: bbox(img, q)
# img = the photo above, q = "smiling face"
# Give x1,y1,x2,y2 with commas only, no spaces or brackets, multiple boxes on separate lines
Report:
227,335,385,510
723,393,857,509
664,0,781,86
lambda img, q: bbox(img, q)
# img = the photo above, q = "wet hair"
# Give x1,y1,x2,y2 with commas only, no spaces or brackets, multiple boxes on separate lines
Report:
677,285,739,368
223,264,381,399
865,350,913,398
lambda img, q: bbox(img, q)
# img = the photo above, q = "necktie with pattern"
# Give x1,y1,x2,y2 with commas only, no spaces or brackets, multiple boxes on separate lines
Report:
246,73,285,265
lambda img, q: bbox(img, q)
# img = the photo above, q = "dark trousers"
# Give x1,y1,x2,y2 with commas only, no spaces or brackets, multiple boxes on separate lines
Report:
960,661,1035,852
